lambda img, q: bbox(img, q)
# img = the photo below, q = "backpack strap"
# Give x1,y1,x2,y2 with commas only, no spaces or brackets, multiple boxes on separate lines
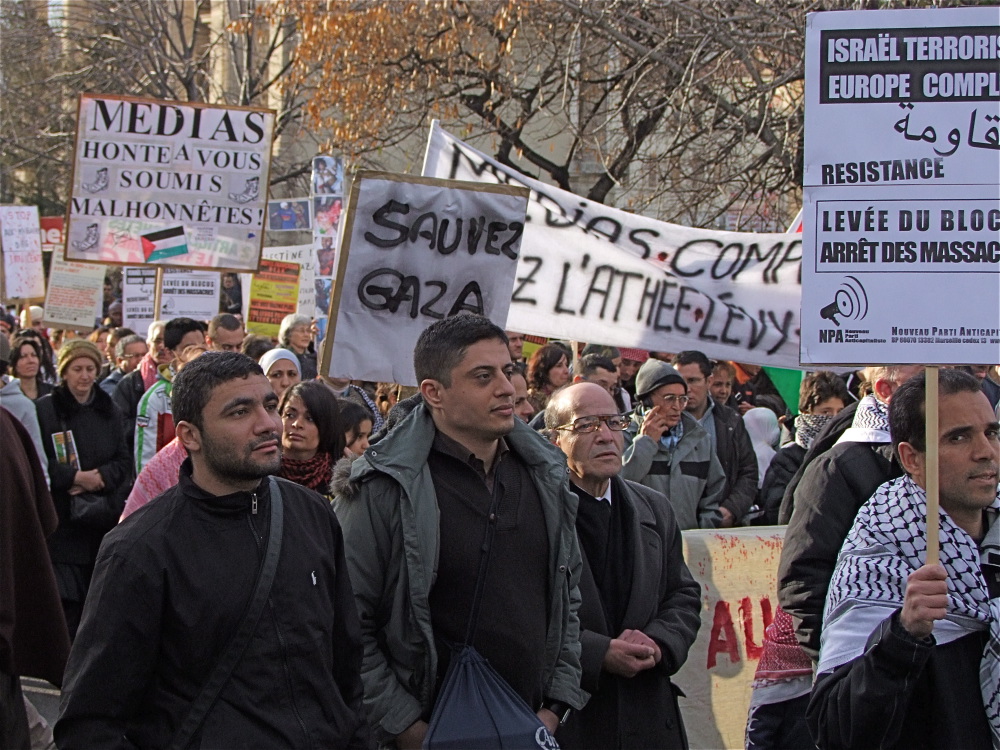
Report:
168,476,284,750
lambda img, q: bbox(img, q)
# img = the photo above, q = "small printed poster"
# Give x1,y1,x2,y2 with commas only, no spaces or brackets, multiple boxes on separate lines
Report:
0,205,46,299
246,258,300,338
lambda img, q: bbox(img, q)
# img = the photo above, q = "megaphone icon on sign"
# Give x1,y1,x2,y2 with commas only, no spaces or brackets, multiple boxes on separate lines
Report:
819,276,868,327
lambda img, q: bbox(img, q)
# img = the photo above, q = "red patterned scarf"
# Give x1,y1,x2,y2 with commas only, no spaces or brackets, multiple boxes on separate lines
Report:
280,451,333,494
139,353,160,390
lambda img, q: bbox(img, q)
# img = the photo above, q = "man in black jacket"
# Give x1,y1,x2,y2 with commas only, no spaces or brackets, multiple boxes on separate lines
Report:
56,352,368,749
548,383,701,749
673,351,758,525
808,369,1000,750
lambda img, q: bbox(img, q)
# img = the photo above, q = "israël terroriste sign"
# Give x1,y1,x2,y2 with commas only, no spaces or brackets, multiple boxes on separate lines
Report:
66,94,275,273
422,123,803,369
323,171,529,386
801,7,1000,365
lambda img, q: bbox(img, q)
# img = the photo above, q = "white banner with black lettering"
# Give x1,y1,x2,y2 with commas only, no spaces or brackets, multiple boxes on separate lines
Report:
801,7,1000,365
422,122,803,368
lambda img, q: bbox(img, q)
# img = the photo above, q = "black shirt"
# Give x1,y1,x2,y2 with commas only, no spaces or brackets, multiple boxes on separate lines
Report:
571,483,634,635
427,430,550,711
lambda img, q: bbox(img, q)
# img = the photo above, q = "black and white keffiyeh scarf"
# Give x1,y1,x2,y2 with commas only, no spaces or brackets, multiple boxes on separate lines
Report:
837,394,891,445
820,475,1000,745
794,413,832,450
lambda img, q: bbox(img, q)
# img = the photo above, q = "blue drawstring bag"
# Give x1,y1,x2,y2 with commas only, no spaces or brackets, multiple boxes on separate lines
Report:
424,644,559,750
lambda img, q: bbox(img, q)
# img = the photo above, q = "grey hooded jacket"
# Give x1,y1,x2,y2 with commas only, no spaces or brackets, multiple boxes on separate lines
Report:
332,403,588,745
621,408,725,530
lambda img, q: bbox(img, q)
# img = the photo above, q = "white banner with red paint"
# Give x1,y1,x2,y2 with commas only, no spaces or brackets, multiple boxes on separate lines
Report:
674,527,786,750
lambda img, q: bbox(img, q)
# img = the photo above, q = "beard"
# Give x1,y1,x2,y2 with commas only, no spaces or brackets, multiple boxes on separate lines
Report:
201,429,282,484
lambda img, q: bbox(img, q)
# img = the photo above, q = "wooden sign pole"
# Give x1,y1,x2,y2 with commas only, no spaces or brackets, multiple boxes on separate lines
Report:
925,366,940,565
152,267,164,322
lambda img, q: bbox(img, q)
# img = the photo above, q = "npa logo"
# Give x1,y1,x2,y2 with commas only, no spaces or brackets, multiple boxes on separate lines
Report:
819,329,844,343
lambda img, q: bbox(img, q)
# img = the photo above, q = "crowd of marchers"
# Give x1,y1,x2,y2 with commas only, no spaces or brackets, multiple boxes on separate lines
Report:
3,303,1000,750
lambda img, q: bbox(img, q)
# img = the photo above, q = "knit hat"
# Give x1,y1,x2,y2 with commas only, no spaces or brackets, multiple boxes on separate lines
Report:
19,305,44,328
634,359,687,401
56,339,103,377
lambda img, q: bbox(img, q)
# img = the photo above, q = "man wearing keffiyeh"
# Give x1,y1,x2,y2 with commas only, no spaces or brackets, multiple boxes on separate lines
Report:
808,369,1000,750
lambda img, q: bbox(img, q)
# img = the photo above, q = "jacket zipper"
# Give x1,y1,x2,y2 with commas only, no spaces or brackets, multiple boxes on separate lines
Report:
251,490,258,514
270,598,311,748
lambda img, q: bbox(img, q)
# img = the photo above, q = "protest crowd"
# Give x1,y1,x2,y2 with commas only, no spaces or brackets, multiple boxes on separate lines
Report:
4,289,1000,750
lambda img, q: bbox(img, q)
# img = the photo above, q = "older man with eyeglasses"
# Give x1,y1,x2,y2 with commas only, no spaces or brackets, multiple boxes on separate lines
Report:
620,359,726,529
547,382,701,749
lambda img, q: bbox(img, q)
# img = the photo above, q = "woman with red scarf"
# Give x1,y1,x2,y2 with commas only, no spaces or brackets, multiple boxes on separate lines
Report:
278,381,344,500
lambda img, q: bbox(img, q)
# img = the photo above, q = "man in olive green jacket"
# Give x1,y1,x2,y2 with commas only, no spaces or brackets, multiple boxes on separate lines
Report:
333,316,587,748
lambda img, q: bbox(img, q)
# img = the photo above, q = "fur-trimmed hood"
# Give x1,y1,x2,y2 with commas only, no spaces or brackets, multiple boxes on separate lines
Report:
329,454,363,500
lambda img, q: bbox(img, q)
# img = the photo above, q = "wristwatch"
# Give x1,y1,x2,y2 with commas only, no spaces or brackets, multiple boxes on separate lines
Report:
541,699,572,726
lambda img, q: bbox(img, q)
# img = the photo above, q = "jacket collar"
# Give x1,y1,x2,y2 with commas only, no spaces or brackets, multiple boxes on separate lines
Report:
350,401,568,491
177,457,271,515
51,381,116,417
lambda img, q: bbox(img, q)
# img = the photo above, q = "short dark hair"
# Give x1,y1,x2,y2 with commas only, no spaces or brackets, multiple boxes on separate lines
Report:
527,344,568,391
280,380,344,457
577,354,617,380
413,314,508,386
580,344,620,361
208,313,243,338
799,371,852,414
172,351,263,430
241,334,274,361
164,317,206,351
671,350,713,379
890,368,982,456
115,334,145,360
107,327,137,353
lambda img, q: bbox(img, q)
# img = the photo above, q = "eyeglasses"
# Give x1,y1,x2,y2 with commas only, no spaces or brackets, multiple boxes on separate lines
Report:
554,414,629,434
121,353,143,359
652,393,690,407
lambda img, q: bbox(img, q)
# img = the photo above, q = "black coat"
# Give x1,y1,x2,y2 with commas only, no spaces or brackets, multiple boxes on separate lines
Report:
36,384,131,573
758,443,805,525
711,401,759,522
777,402,858,524
0,409,70,686
55,463,369,750
808,612,992,750
776,441,900,660
559,477,701,750
111,367,146,457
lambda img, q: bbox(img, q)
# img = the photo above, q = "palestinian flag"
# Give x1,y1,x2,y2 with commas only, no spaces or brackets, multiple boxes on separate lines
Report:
141,226,188,262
